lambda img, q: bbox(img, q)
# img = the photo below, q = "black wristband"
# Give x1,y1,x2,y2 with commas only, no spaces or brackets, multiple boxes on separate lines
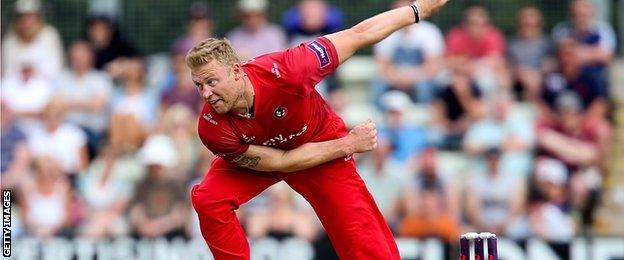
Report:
410,2,420,23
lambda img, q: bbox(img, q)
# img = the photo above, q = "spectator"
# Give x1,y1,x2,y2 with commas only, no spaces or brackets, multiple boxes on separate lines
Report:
378,91,429,162
0,100,31,189
282,0,344,46
529,158,576,259
508,6,555,101
463,92,535,176
244,183,318,242
396,148,460,243
358,139,406,221
373,0,444,104
1,60,54,137
466,148,530,240
20,156,72,238
541,39,609,123
109,58,159,151
85,15,137,72
552,0,616,94
226,0,287,60
55,40,114,158
27,101,89,180
129,135,187,239
2,0,64,80
431,66,485,150
445,4,510,100
170,2,215,56
282,0,344,96
398,188,460,243
160,47,203,114
78,144,140,238
158,104,203,182
537,91,606,171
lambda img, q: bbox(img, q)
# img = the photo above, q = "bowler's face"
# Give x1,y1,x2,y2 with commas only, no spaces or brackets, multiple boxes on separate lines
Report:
191,61,239,114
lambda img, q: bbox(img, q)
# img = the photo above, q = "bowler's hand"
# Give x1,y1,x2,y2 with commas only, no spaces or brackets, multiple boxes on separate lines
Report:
345,119,378,153
415,0,451,19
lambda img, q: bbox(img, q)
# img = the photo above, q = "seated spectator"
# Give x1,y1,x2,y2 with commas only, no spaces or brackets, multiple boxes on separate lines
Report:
27,101,89,180
282,0,343,46
282,0,343,97
85,14,137,72
170,2,215,56
129,135,187,239
357,139,407,221
159,48,202,114
445,4,510,100
20,156,72,238
463,92,535,176
55,40,113,158
1,61,54,137
158,104,203,182
541,39,609,123
373,0,444,104
431,66,485,150
396,148,460,243
1,100,31,189
109,58,159,151
244,183,317,242
537,92,607,171
378,91,429,162
226,0,287,60
529,158,576,259
466,148,530,241
78,144,141,238
398,188,460,243
508,6,555,101
552,0,616,95
2,0,64,80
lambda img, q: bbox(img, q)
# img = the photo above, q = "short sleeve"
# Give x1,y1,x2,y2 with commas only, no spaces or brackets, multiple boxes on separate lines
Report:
197,112,249,161
419,22,445,57
281,37,340,89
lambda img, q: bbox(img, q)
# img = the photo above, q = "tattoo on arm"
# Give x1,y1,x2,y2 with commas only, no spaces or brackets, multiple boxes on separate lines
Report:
233,154,261,168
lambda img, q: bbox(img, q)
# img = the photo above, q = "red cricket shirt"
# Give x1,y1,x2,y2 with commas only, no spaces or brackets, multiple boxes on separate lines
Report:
197,37,348,162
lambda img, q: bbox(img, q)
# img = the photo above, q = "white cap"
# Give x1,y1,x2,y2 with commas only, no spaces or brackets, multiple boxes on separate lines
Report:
15,0,41,13
380,90,413,113
238,0,268,12
138,134,179,168
535,158,568,185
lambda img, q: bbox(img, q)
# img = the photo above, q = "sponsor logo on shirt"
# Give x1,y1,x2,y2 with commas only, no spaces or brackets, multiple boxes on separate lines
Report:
274,106,287,119
202,113,218,125
307,41,331,68
262,124,308,146
271,63,281,78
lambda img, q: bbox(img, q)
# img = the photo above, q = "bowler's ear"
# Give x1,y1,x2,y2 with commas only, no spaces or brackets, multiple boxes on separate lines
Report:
232,63,244,80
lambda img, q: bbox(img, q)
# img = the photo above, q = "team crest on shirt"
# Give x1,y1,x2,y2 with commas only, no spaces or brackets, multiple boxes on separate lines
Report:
307,41,331,68
274,106,287,119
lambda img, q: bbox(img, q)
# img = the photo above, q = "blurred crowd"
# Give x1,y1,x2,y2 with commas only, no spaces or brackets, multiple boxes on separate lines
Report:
0,0,618,258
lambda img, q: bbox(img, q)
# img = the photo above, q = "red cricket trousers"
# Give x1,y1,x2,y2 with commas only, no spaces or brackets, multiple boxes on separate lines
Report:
191,157,400,259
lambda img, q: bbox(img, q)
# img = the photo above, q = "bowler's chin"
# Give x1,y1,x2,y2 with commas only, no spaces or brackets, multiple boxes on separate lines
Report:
211,105,229,114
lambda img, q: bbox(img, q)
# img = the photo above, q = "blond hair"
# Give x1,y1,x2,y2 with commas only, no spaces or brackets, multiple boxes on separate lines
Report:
185,38,241,70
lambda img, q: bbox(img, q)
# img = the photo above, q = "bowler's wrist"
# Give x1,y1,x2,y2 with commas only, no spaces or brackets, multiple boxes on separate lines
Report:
338,136,355,155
